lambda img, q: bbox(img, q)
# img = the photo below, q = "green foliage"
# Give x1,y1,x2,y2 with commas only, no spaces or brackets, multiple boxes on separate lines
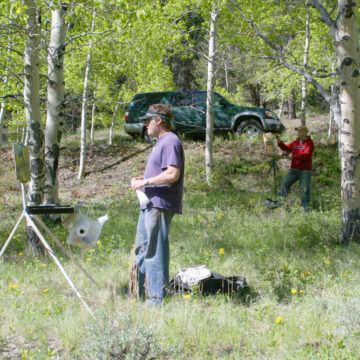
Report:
79,312,179,360
1,129,360,359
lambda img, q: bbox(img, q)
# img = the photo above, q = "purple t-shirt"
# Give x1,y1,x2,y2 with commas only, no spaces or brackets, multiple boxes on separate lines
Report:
141,132,184,214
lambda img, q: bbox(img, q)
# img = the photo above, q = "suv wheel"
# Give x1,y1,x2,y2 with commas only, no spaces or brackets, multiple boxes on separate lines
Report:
237,119,264,137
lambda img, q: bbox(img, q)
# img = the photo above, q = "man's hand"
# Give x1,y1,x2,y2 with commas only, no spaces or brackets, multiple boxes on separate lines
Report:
131,176,145,190
275,134,281,142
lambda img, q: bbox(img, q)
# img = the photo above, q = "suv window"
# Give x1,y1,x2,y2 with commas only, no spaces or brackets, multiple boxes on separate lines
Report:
132,93,165,105
170,93,192,107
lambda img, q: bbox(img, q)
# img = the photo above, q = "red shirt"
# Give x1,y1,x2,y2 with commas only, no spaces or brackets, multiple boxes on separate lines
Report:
277,136,314,170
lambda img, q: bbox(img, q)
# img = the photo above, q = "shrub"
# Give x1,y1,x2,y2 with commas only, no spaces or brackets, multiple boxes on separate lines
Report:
80,312,179,360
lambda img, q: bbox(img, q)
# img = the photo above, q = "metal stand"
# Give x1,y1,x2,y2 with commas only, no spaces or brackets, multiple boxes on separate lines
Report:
2,143,94,316
267,158,280,199
0,194,94,317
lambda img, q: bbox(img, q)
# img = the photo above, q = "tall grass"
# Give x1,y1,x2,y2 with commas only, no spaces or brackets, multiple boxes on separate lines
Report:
1,129,360,359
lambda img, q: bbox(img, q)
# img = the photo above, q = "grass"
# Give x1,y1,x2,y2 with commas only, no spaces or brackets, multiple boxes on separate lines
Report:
1,118,360,359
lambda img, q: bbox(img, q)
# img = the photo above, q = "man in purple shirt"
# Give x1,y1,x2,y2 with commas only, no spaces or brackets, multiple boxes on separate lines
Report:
131,104,184,305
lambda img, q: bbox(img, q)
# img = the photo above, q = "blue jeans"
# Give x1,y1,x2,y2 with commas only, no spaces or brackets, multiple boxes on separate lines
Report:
135,208,174,305
279,169,312,210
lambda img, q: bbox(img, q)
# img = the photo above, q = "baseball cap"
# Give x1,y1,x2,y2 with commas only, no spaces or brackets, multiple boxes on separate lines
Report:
139,109,169,122
295,125,308,133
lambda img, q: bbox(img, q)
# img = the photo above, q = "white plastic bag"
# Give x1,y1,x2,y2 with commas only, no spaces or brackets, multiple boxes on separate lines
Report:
67,213,108,248
136,189,150,206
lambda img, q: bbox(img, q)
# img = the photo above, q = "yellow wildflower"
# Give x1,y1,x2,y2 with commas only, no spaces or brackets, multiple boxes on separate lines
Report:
283,265,288,271
299,290,304,294
43,289,49,293
206,251,211,257
276,316,283,324
18,252,23,256
197,215,201,219
291,289,297,294
86,258,92,262
97,241,102,245
300,274,306,279
323,260,330,265
42,263,47,267
217,213,224,220
184,294,191,300
306,271,311,276
219,248,225,255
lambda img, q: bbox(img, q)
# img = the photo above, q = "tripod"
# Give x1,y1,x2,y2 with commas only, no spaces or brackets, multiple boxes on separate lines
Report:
267,158,280,199
0,144,95,316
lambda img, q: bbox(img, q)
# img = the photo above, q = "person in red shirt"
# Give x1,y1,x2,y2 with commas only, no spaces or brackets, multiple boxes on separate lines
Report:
275,125,314,211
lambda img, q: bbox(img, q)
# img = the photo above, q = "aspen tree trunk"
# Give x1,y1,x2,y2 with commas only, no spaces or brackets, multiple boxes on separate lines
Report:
288,90,297,119
90,90,96,145
0,1,15,148
310,0,360,242
0,104,5,147
205,5,218,185
44,4,67,207
336,0,360,243
108,94,122,145
23,0,44,253
300,8,310,125
78,9,96,180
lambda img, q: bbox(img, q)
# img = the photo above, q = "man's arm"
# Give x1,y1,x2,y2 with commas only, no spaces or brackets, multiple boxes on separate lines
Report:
131,165,180,190
275,134,292,152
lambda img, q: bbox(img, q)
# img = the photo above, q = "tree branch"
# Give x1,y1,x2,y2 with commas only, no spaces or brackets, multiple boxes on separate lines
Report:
307,0,336,31
63,29,114,47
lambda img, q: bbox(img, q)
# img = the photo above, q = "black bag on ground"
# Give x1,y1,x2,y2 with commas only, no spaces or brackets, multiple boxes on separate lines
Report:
170,271,247,296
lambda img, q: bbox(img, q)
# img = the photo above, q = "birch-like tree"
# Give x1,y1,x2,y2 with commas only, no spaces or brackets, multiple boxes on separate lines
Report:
78,8,96,180
309,0,360,243
230,0,341,126
300,7,310,125
205,4,218,185
23,0,44,253
23,0,44,206
44,2,67,206
0,1,16,148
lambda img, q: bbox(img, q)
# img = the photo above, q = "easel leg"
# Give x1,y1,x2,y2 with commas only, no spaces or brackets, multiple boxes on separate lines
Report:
24,212,93,316
0,212,25,259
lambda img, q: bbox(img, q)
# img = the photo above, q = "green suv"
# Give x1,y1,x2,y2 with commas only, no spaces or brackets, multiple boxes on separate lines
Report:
124,91,284,140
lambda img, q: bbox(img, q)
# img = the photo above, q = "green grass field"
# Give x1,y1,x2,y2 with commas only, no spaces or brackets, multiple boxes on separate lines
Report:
1,120,360,359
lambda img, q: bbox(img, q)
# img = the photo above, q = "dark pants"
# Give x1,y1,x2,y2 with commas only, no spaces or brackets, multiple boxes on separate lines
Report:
279,169,312,211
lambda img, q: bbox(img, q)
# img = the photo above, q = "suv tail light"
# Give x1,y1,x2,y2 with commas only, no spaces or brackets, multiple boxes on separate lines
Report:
125,111,129,122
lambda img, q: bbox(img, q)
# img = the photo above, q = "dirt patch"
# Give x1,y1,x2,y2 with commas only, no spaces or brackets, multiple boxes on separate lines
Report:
0,116,334,206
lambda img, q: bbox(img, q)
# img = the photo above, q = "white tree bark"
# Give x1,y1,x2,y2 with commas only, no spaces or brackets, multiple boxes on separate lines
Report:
90,90,96,145
0,104,5,147
44,3,67,205
23,0,44,253
300,7,310,125
0,1,15,148
78,9,96,180
336,0,360,243
205,5,218,186
108,94,122,145
23,0,44,206
310,0,360,242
